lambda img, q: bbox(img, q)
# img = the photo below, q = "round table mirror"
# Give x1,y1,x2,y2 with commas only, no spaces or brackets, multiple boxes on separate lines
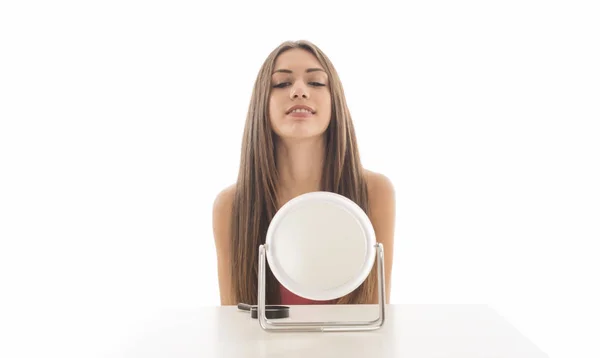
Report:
265,191,376,301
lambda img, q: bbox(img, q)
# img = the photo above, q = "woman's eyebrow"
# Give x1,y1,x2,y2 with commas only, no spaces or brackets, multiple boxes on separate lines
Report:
272,68,326,74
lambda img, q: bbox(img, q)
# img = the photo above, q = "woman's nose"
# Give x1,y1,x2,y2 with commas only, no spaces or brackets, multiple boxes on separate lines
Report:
290,82,309,99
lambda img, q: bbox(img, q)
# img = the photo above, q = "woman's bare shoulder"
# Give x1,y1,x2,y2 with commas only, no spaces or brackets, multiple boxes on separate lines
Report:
363,169,395,199
213,184,237,214
363,168,396,224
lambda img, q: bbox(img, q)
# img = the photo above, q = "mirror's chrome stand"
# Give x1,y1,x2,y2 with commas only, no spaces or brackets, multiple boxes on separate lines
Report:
257,243,386,332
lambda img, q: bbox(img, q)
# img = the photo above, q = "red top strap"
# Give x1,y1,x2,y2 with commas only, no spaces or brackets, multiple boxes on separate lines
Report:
279,283,335,305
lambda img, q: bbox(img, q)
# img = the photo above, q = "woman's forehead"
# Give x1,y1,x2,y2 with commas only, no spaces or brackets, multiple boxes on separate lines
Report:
273,49,324,75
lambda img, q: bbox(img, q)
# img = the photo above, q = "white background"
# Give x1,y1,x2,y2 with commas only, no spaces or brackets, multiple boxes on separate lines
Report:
1,1,598,357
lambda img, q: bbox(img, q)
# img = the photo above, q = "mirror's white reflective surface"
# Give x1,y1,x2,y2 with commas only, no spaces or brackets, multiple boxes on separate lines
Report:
266,192,375,301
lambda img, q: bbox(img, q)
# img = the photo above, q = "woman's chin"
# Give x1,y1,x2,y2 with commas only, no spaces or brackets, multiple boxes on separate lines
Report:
277,131,326,142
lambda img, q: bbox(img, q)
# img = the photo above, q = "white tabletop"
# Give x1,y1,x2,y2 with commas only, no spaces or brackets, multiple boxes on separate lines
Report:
118,304,547,357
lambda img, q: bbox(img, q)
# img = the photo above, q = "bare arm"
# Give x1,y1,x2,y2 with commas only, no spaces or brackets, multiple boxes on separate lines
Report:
212,185,236,305
366,170,397,304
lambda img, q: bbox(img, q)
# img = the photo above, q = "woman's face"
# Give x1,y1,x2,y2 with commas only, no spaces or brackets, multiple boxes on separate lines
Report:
268,48,332,141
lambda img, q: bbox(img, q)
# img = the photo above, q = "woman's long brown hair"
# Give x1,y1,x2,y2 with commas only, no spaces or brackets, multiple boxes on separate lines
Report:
230,40,377,305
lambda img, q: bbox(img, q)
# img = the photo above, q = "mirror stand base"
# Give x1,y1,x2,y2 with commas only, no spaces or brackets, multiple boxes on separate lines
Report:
256,243,386,332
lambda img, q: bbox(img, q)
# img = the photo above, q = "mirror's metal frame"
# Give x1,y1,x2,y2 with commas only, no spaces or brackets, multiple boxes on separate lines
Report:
257,242,386,332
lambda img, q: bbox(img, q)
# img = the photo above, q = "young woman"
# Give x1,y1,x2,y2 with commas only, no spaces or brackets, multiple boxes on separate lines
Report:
213,40,396,306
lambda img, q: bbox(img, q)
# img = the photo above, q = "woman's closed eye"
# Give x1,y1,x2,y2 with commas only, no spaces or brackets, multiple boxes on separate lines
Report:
273,82,326,88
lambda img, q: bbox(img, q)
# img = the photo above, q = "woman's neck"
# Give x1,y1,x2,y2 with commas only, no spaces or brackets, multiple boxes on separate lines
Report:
275,136,326,203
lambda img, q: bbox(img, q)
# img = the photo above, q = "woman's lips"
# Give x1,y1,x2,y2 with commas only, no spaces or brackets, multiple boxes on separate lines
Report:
287,111,314,118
